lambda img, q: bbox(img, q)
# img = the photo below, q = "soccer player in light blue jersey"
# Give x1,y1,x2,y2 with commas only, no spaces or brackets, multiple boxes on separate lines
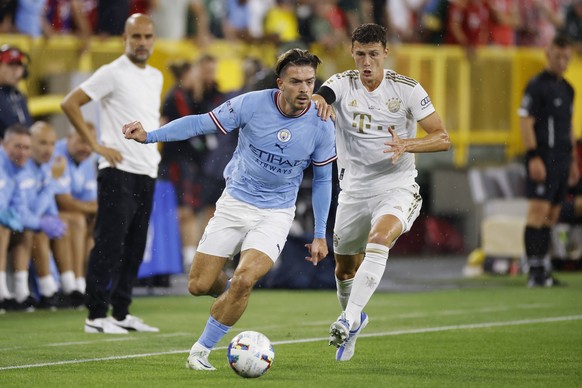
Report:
123,48,337,371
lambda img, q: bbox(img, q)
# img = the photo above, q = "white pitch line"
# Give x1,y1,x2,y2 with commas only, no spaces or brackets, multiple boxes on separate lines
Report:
1,315,581,371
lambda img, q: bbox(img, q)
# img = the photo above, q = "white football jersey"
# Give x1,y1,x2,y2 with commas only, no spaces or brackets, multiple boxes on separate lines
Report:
323,69,435,196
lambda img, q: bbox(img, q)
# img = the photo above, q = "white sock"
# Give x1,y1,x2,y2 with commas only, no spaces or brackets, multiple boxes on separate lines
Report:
14,271,30,302
76,277,86,294
335,277,352,311
38,275,58,297
60,271,76,294
336,277,360,328
344,243,389,329
0,272,12,300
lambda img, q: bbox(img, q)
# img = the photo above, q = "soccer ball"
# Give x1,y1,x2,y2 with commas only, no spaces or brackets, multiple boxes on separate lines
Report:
227,331,274,378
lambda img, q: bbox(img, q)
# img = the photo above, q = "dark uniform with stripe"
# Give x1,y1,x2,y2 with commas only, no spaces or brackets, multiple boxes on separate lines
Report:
519,70,575,204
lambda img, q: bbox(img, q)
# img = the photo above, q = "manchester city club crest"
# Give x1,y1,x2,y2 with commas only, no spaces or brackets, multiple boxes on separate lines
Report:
387,98,401,113
277,129,292,142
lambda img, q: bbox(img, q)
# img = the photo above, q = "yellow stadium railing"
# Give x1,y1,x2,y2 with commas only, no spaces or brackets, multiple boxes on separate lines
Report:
2,34,581,168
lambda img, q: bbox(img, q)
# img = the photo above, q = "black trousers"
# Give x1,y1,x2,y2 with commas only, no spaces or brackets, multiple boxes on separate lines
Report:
86,168,155,320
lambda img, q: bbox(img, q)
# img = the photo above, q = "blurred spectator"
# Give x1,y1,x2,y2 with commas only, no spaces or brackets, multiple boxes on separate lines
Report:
24,122,68,310
0,0,16,32
341,0,374,32
515,0,564,47
130,0,152,14
222,0,252,42
387,0,428,43
263,0,299,45
0,124,36,311
310,0,350,50
248,0,275,41
0,45,32,141
150,0,212,46
187,54,226,269
96,0,130,36
371,0,388,26
561,0,582,53
45,0,93,52
14,0,50,37
0,124,27,312
445,0,490,59
421,0,452,44
487,0,519,46
53,124,98,305
158,60,202,269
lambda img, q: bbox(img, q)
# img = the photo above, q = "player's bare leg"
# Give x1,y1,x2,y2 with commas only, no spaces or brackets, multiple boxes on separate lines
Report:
210,249,273,326
187,249,273,371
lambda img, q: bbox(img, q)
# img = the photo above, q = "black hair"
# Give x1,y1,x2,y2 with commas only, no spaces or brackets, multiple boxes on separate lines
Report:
352,23,388,49
274,48,321,78
168,60,191,81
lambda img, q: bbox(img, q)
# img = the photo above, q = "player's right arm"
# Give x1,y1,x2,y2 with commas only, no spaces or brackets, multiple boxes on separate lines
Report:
124,94,248,143
61,88,123,166
123,114,220,143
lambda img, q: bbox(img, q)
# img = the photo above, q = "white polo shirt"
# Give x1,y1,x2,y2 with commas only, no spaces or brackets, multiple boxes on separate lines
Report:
81,55,163,178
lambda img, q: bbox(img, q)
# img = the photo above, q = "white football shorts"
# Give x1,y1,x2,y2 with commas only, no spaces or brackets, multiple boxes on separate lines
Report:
197,191,295,262
333,183,422,255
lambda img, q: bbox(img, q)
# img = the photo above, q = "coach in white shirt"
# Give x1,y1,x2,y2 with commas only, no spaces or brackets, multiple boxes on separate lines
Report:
61,13,163,334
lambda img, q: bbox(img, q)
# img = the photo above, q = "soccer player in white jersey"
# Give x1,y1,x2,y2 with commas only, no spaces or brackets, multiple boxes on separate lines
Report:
312,23,451,361
123,49,337,371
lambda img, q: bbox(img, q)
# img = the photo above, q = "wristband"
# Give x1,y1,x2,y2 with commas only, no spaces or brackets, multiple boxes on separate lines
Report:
525,150,539,160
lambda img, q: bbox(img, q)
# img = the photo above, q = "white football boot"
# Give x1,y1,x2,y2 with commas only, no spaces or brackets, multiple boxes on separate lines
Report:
107,315,160,332
84,318,129,334
329,311,350,347
336,312,369,361
186,344,216,371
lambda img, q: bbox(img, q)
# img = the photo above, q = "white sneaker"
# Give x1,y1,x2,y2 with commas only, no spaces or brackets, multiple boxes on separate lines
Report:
84,318,129,334
107,315,160,332
336,312,369,361
186,347,216,371
329,311,350,348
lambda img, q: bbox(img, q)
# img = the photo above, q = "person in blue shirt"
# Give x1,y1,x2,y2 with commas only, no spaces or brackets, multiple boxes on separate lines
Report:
21,121,67,309
0,124,30,311
123,48,337,371
0,124,29,310
53,124,99,307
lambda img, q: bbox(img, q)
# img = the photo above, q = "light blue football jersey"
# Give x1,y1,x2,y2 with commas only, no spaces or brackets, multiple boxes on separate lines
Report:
53,139,98,202
147,89,337,209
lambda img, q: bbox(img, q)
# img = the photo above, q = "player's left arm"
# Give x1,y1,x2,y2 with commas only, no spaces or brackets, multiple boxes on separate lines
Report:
384,111,451,163
304,162,332,266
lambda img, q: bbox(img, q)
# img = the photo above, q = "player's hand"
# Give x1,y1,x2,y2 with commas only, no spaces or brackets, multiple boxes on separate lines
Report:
312,95,334,121
51,156,66,179
528,156,546,183
384,126,406,163
122,121,148,143
304,237,328,266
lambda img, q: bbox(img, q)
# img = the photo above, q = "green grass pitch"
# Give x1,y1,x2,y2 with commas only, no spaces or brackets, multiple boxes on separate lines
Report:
1,273,581,387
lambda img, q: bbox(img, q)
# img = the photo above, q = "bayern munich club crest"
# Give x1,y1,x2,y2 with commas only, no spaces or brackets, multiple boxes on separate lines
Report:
277,129,292,142
387,98,401,113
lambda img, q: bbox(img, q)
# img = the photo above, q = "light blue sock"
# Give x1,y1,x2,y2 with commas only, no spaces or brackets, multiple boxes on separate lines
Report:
199,316,231,350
